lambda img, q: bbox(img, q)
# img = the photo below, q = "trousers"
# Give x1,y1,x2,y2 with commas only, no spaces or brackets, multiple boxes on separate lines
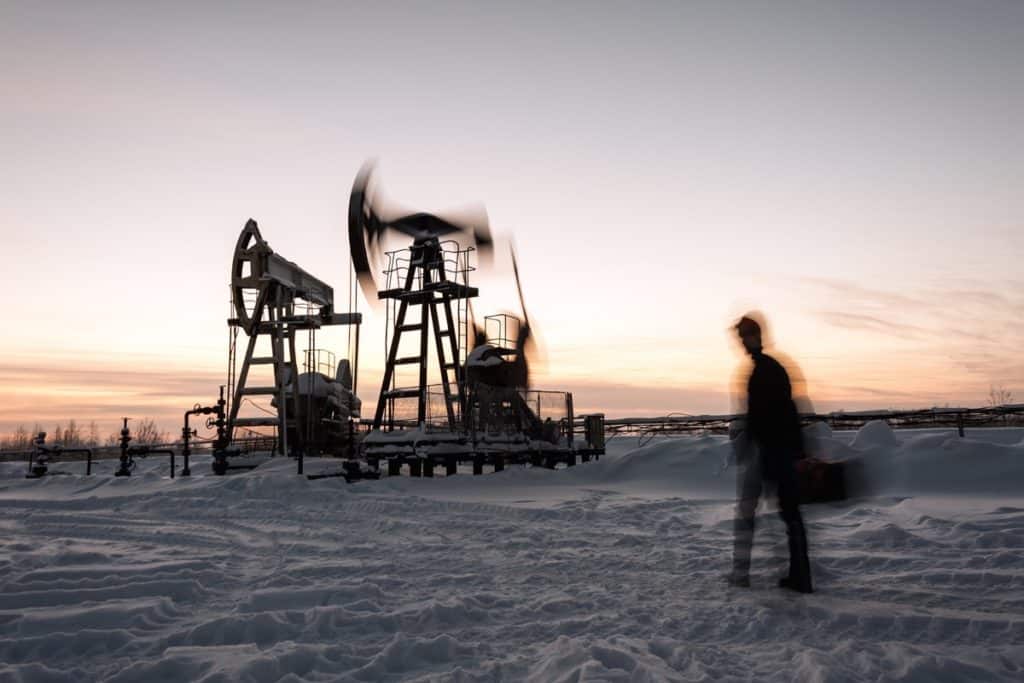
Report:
732,449,812,586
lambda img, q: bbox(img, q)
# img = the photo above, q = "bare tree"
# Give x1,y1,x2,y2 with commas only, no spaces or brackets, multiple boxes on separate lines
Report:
132,418,170,446
0,425,32,451
24,425,36,448
86,421,101,448
64,419,82,447
989,384,1014,407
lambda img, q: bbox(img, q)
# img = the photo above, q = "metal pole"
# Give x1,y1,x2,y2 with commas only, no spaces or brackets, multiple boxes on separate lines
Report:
353,321,360,398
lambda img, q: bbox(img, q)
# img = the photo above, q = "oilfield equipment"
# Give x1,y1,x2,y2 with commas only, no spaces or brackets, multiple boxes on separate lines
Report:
217,218,363,475
12,162,604,481
348,161,492,434
194,161,607,477
348,161,605,476
114,417,177,477
20,421,190,480
24,432,93,478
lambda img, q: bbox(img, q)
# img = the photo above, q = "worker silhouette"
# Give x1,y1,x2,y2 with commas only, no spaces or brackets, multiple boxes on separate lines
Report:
728,313,813,593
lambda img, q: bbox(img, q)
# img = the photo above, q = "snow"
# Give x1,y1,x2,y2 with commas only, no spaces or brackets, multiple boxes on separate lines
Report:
466,345,504,368
1,427,1023,681
850,419,900,450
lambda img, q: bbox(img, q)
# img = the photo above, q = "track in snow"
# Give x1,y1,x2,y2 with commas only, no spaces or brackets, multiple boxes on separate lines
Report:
1,428,1023,681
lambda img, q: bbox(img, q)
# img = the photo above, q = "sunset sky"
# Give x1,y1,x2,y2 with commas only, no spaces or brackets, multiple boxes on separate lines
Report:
2,1,1022,438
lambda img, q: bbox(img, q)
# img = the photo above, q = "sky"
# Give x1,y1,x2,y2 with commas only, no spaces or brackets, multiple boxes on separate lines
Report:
2,0,1023,439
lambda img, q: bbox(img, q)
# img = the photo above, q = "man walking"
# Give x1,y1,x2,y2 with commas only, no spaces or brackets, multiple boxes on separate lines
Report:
729,314,813,593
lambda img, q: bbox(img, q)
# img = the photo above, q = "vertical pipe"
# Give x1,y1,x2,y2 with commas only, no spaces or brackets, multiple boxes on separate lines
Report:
418,262,430,427
353,317,361,398
566,393,575,449
281,369,289,458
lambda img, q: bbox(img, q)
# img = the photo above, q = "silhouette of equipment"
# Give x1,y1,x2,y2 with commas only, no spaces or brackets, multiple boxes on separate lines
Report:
182,386,228,477
349,161,491,433
114,417,176,477
145,161,605,481
223,219,362,474
25,432,93,478
349,161,605,474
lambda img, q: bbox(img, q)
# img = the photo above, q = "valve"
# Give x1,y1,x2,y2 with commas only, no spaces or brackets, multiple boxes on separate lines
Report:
115,418,135,477
27,432,49,478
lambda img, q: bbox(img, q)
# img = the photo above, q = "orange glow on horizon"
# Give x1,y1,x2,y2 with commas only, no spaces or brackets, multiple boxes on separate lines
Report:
0,336,1013,441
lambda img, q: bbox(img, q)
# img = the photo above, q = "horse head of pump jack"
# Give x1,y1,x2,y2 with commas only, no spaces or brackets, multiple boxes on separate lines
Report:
347,161,542,391
347,160,494,309
230,219,335,335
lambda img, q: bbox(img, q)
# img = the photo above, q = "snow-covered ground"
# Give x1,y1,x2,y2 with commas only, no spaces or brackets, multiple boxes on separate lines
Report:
1,422,1022,682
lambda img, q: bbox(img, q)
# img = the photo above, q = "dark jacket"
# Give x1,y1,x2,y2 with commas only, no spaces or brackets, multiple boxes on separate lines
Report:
746,352,804,474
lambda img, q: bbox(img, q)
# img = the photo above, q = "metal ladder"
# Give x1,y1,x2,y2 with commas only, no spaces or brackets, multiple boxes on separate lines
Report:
374,238,474,431
227,287,303,454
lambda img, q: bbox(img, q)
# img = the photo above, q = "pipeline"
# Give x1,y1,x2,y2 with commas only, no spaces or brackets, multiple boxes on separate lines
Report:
26,432,93,478
182,386,228,477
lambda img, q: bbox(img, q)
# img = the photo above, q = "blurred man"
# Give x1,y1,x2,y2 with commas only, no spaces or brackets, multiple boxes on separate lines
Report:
728,314,813,593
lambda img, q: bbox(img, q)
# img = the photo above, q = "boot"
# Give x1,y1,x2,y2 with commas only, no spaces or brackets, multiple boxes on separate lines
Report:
778,575,813,594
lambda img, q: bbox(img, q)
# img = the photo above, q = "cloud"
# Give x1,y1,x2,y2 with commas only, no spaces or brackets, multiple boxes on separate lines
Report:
822,384,928,400
567,378,734,416
0,359,224,437
0,363,221,390
788,276,1024,409
806,276,1023,363
814,311,930,340
801,277,925,311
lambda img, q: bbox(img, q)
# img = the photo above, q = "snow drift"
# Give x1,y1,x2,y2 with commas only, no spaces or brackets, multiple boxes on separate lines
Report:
0,425,1022,681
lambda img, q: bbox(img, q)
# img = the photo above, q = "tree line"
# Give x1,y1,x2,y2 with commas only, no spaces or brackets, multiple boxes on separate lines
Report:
0,418,171,452
1,385,1015,453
